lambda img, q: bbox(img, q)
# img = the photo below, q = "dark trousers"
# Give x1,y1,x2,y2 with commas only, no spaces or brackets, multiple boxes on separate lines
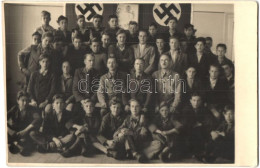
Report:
8,130,34,152
29,131,76,151
205,137,234,161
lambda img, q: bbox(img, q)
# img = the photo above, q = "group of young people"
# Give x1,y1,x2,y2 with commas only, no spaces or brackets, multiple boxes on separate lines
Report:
8,9,235,163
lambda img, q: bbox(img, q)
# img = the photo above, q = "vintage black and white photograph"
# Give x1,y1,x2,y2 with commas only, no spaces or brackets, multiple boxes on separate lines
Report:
4,2,240,165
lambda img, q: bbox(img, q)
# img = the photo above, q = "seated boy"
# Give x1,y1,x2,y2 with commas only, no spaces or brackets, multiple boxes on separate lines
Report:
113,99,149,162
132,30,156,75
61,99,118,158
202,105,234,163
90,38,107,75
97,97,126,154
104,15,120,44
149,101,183,162
97,57,129,117
100,31,111,54
59,61,74,111
181,92,213,159
27,54,56,109
30,94,75,154
108,29,135,73
35,10,55,35
8,91,41,156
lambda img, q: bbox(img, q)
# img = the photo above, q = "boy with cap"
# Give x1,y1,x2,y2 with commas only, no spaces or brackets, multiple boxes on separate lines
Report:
8,90,41,156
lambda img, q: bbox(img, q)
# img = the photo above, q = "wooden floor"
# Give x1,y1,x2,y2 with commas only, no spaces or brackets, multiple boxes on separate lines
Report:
8,151,233,165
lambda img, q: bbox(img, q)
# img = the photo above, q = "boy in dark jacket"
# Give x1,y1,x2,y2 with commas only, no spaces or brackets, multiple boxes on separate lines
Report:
8,91,41,156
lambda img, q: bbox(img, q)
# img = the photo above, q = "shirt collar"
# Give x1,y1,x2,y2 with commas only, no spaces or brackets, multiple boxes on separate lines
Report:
117,43,125,51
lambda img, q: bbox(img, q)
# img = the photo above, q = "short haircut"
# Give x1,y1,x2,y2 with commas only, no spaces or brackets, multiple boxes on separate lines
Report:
168,16,178,22
107,56,117,62
195,37,206,45
129,21,138,26
223,105,234,114
209,64,220,70
62,59,71,65
139,29,148,35
222,61,234,69
41,10,51,18
160,53,171,60
53,36,63,43
84,53,94,60
184,23,194,30
129,99,140,105
32,31,41,38
109,97,122,107
17,90,29,100
179,37,188,43
149,22,158,28
38,53,50,62
73,34,83,41
57,15,68,23
159,101,169,110
135,58,145,64
185,65,196,71
208,104,223,112
116,29,127,36
190,92,204,103
156,34,165,40
101,31,110,37
205,37,213,42
52,94,65,102
216,43,227,50
90,37,101,44
93,14,103,21
169,35,179,41
83,98,94,105
42,32,53,40
77,15,85,21
108,14,118,21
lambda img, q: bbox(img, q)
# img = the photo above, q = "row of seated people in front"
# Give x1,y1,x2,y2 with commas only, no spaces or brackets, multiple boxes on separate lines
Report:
24,51,234,121
8,90,234,163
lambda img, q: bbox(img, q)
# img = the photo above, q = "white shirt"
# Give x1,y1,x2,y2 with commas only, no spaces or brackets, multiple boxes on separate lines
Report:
139,44,146,56
197,53,203,63
210,78,217,89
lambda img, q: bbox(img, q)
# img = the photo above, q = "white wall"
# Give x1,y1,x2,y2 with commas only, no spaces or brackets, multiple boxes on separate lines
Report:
5,4,64,106
191,4,234,61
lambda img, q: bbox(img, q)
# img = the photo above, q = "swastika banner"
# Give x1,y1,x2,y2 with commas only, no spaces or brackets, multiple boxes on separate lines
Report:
75,4,104,22
68,3,191,31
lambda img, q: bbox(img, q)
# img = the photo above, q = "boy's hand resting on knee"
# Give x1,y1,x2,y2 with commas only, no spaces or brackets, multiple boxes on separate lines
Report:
52,137,62,148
